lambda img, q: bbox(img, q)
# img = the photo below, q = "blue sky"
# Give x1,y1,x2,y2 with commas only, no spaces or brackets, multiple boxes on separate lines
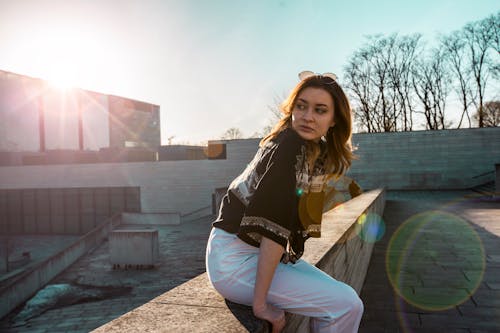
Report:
0,0,499,144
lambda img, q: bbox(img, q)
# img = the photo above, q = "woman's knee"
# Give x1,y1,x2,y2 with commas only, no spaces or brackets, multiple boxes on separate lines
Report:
317,283,363,319
335,285,364,318
351,293,364,317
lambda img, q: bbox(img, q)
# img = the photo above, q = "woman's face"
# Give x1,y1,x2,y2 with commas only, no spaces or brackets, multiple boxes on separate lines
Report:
291,87,335,142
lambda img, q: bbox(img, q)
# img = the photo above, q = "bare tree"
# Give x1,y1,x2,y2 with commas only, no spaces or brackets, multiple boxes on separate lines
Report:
412,48,452,129
267,94,285,121
388,34,422,131
473,100,500,126
344,33,421,132
491,12,500,52
369,35,394,132
463,15,497,127
485,12,500,79
345,12,498,133
345,35,394,132
441,31,475,128
259,93,287,137
221,127,243,140
441,13,499,128
344,52,377,132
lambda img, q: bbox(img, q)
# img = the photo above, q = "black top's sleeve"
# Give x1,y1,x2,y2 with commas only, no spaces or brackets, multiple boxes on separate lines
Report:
237,130,304,248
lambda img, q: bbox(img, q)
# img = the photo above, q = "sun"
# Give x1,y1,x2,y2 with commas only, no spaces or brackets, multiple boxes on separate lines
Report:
40,35,85,92
16,25,101,92
46,61,79,91
8,20,127,98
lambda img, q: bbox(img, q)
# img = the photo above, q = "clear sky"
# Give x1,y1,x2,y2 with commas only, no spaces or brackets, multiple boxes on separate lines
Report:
1,0,499,145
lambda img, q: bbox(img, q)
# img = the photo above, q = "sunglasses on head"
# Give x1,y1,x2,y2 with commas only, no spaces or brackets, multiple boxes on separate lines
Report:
298,70,337,82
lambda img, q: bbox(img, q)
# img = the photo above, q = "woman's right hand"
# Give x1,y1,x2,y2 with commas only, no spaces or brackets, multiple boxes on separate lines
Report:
253,237,286,332
253,302,286,333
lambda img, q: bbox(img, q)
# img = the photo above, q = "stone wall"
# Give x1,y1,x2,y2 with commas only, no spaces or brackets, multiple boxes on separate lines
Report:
0,214,120,320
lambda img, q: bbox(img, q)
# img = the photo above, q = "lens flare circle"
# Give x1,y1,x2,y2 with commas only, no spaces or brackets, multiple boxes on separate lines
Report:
385,210,485,311
355,213,385,243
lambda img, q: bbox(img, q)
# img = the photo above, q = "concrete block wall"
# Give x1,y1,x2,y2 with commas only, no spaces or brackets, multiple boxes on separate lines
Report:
0,128,498,217
0,214,120,319
0,160,237,216
0,138,260,216
0,187,140,234
349,127,500,190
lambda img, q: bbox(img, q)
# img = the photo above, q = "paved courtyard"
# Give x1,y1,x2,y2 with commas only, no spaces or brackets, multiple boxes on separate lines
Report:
360,191,500,333
0,217,213,333
0,190,499,332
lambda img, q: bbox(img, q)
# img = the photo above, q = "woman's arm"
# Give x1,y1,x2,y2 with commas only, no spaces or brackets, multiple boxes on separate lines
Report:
253,237,286,333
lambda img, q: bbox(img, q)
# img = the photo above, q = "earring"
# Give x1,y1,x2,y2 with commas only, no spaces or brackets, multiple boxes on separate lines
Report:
324,127,334,142
321,127,333,142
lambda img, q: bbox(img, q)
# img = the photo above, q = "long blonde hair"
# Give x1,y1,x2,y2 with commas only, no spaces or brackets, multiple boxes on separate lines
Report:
261,75,355,176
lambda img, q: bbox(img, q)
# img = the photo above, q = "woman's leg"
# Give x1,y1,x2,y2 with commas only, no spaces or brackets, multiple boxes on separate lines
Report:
206,228,363,333
206,227,261,303
271,260,363,333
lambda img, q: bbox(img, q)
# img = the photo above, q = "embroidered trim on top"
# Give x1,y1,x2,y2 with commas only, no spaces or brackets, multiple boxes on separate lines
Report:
305,224,321,233
246,232,263,244
241,216,291,240
305,223,321,238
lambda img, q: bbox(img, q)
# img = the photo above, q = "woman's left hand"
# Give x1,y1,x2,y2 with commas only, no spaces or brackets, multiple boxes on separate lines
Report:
253,302,286,333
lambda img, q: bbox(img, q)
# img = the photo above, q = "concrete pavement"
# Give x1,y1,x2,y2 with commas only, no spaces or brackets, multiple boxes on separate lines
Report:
0,217,213,333
359,191,500,333
0,190,498,332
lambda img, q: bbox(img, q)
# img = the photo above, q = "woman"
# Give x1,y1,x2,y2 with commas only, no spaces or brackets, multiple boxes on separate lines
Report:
205,71,363,333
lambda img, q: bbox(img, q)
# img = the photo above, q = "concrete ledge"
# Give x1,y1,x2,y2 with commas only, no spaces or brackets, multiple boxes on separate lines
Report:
93,189,386,333
122,212,181,225
0,214,121,319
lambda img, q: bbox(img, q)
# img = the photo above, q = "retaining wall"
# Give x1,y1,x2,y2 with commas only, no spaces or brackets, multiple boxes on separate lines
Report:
349,127,499,190
0,187,140,235
0,214,121,319
92,188,386,333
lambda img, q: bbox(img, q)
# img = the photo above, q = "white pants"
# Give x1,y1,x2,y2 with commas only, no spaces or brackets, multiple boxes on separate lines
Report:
205,227,363,333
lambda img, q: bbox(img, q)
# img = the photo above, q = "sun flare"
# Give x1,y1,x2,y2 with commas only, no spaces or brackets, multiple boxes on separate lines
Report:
45,64,78,91
45,61,79,91
16,24,107,92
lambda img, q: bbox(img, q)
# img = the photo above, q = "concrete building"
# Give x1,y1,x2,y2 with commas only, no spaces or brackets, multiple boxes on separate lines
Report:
0,69,160,153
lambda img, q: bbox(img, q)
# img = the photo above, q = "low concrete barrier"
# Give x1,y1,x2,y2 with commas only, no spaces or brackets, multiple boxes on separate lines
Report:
109,229,159,268
121,212,181,225
0,214,121,320
93,188,386,333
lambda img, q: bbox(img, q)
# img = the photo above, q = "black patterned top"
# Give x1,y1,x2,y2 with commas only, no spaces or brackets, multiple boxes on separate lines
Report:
213,127,330,263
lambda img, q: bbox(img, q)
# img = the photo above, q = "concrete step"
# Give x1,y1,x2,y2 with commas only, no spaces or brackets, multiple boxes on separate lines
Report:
470,181,497,197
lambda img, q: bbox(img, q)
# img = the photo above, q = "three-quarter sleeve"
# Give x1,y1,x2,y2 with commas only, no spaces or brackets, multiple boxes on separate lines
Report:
237,130,305,248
